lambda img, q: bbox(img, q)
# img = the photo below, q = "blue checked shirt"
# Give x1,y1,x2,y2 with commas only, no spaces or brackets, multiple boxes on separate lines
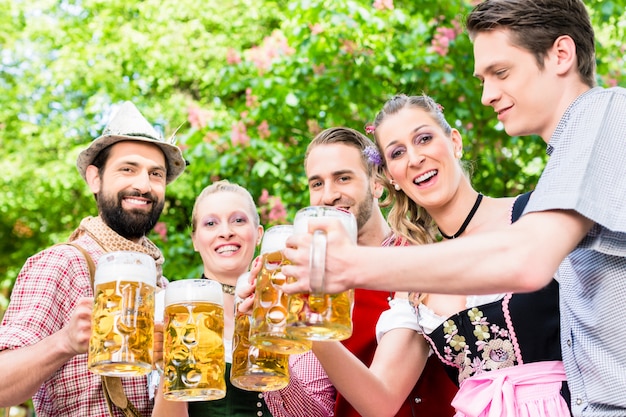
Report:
524,86,626,416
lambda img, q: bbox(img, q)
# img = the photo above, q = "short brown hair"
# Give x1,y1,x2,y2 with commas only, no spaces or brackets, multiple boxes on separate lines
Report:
466,0,596,87
305,127,379,178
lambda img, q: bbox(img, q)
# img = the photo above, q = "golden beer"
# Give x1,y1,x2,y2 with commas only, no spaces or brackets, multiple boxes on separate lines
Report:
231,300,290,391
287,290,354,340
89,251,156,377
163,279,226,401
287,206,356,341
249,225,312,354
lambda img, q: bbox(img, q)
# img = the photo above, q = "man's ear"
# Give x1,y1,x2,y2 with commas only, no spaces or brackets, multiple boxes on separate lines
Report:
552,35,577,76
372,177,385,199
85,165,102,194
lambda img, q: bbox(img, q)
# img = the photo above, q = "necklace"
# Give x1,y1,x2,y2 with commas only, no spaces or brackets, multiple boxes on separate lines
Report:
438,193,483,239
201,274,236,295
220,283,236,296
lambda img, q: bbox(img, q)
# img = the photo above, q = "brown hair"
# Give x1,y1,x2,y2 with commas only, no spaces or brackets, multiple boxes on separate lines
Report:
466,0,596,88
305,126,381,179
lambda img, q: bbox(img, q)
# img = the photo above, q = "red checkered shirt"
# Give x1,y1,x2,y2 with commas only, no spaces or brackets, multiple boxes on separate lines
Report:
0,235,154,417
264,350,336,416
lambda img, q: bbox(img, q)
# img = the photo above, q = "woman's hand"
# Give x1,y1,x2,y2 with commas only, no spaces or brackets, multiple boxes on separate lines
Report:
236,257,261,314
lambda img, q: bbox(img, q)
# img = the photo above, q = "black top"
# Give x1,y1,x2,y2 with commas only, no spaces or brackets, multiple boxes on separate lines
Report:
425,280,562,384
423,191,570,405
188,363,272,417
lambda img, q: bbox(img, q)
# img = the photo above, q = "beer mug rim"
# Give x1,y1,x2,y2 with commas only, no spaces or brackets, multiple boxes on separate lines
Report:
294,206,357,242
264,224,294,234
94,250,157,286
164,278,223,307
260,224,294,255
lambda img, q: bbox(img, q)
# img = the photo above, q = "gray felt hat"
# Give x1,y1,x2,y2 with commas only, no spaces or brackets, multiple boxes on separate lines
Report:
76,101,186,184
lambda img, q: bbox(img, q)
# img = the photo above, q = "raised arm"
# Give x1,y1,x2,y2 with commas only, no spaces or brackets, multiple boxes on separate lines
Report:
312,323,429,417
282,209,592,295
264,351,337,417
152,377,189,417
0,296,93,406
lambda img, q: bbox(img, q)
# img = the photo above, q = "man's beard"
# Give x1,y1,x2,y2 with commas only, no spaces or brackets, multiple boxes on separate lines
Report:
98,190,165,240
354,188,375,231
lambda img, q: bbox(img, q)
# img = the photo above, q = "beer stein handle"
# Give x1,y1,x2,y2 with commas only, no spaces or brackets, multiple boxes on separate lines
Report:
309,229,327,294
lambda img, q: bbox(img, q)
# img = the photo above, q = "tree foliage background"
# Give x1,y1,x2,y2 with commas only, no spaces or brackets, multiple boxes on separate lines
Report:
1,0,625,310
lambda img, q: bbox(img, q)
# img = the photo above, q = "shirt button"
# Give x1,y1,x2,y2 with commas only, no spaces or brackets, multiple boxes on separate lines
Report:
414,397,422,404
567,339,572,347
576,398,583,405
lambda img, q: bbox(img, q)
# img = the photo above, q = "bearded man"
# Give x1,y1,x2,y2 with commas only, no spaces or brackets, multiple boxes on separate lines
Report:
0,101,186,417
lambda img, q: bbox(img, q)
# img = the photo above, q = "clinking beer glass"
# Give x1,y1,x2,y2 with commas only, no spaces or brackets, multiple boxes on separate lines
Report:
231,273,290,391
162,279,226,401
286,206,356,341
88,251,156,376
249,225,312,354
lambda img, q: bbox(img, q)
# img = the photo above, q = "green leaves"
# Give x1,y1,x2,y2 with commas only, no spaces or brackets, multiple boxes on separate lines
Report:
1,0,624,296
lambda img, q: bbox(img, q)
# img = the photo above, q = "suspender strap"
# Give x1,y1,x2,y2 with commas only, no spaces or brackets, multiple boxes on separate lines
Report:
64,242,96,282
61,243,145,417
102,376,144,417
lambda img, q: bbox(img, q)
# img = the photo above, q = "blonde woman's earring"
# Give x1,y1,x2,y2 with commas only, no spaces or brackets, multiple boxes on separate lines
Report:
391,181,401,191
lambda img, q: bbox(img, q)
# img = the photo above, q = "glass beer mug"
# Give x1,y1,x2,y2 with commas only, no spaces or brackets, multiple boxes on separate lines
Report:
162,279,226,401
286,206,356,341
231,273,290,391
89,251,157,376
249,225,312,354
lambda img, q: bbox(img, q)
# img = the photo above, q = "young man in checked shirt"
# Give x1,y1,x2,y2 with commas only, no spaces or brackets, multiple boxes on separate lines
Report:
281,1,626,416
0,101,186,417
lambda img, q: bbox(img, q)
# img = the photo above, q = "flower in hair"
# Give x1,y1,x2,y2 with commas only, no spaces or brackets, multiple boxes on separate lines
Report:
436,103,445,112
363,145,383,166
364,124,376,135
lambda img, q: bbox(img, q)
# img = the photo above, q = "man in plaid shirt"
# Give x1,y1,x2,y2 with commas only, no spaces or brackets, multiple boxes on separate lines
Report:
0,101,186,417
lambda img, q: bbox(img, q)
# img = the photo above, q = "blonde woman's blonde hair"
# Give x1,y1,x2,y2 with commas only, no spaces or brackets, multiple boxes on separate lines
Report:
190,180,260,234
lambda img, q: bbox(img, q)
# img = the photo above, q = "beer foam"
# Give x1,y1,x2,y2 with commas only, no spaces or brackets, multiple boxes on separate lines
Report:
165,279,223,306
93,263,157,286
260,225,294,255
294,206,357,243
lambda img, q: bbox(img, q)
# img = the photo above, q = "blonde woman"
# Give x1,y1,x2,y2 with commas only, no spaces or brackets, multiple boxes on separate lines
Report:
153,180,334,417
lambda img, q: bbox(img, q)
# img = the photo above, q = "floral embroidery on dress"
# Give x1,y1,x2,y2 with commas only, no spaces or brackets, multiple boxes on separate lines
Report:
440,306,517,383
483,338,515,371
